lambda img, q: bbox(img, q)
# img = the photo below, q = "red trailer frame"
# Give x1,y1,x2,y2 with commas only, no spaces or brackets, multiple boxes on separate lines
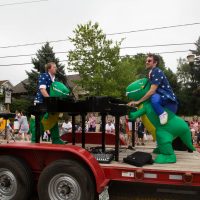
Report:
0,142,200,188
0,96,200,199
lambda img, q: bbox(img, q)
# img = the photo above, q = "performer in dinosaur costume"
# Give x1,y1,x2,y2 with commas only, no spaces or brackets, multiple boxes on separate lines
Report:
126,78,195,164
32,81,70,144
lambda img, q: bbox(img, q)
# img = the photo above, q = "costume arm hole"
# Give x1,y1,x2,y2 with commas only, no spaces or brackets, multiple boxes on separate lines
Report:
129,107,146,120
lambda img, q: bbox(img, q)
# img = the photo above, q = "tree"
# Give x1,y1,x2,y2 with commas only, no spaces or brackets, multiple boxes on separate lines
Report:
67,21,122,97
176,37,200,115
10,98,32,114
67,21,178,101
24,42,66,98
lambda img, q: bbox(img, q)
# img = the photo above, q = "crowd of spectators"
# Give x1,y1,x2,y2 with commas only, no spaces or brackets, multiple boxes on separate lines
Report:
1,111,199,147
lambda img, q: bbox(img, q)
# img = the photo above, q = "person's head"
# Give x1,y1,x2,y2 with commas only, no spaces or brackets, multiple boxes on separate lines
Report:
45,62,57,75
193,115,198,122
20,111,25,116
89,113,94,117
146,53,159,70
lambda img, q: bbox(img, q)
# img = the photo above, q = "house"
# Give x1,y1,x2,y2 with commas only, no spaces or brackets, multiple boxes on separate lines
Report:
66,74,88,99
0,80,13,112
12,79,29,98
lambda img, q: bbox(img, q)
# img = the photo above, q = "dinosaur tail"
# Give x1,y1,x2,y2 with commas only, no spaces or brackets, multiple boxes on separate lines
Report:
179,131,196,151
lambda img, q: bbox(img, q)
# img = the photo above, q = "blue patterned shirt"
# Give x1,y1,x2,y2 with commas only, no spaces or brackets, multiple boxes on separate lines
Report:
149,67,177,103
34,73,54,103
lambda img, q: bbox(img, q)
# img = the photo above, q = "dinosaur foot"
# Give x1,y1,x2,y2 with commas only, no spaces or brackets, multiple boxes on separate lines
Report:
154,154,176,164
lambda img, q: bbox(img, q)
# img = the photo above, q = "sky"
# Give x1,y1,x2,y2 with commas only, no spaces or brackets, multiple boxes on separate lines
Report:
0,0,200,85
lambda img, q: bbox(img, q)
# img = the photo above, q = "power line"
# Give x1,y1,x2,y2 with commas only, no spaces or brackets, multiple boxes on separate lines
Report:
0,0,48,7
120,50,189,58
0,42,195,59
158,50,189,54
107,22,200,35
120,42,195,49
0,22,200,49
0,51,67,58
0,60,68,66
0,50,189,66
0,39,67,49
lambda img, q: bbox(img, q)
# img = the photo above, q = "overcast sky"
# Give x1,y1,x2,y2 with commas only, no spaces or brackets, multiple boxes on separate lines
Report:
0,0,200,85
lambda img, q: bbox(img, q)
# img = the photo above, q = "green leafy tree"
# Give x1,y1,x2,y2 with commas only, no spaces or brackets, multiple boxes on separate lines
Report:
24,42,66,98
176,37,200,115
10,98,32,114
67,21,178,101
67,21,122,97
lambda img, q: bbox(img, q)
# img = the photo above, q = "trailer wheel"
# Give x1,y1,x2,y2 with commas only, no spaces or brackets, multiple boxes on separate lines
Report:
0,155,33,200
38,159,96,200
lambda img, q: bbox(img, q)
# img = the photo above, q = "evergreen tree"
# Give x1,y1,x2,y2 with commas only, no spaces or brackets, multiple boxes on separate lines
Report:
24,42,66,98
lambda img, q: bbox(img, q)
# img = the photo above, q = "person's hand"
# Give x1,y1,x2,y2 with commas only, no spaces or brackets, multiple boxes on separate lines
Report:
127,101,140,107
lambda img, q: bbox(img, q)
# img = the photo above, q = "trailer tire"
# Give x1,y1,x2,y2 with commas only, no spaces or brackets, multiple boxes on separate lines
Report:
0,155,33,200
38,159,96,200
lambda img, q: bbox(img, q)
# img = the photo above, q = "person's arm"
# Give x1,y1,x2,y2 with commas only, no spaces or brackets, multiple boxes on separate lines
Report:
38,73,50,98
129,107,146,121
105,124,109,132
40,88,49,97
128,84,158,106
111,124,115,132
67,122,72,130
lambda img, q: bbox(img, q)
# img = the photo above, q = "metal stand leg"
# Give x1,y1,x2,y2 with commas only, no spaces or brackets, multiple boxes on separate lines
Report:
81,114,86,148
72,115,76,145
4,119,8,143
132,120,135,147
101,113,106,153
115,116,120,161
35,113,41,143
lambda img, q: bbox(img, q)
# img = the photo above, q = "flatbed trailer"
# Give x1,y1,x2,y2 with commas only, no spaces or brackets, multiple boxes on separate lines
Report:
0,141,199,200
0,97,199,200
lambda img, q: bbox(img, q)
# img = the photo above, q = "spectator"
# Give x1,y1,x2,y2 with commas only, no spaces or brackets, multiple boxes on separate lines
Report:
136,120,145,145
18,111,29,141
43,130,51,142
14,110,20,134
125,115,133,149
196,127,200,146
61,119,72,135
105,120,115,133
88,113,96,132
190,116,200,143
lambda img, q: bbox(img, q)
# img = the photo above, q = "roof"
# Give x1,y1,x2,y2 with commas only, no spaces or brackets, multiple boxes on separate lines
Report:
0,80,9,86
12,79,28,94
66,74,81,88
0,80,13,88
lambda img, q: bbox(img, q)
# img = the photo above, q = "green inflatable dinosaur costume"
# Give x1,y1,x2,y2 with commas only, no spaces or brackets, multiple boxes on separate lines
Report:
31,81,70,144
126,78,195,164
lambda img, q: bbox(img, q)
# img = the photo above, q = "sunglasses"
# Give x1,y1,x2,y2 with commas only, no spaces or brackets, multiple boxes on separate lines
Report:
146,59,153,63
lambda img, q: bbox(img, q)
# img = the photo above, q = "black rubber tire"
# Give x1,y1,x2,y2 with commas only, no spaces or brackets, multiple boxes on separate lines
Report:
0,155,33,200
38,159,96,200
